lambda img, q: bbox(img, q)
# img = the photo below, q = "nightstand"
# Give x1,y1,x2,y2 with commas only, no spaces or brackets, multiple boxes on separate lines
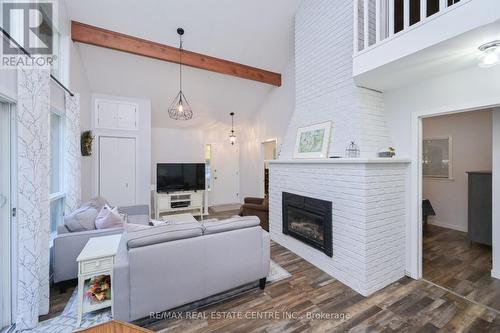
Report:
76,234,122,327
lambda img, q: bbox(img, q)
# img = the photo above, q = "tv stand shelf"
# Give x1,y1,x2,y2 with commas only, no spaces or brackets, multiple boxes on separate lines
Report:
154,190,204,220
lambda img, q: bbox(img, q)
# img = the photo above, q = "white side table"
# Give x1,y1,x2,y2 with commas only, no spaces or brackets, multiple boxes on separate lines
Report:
76,234,122,327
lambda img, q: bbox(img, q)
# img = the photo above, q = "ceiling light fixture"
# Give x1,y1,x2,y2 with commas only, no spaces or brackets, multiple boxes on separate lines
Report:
168,28,193,120
478,40,500,68
229,112,236,145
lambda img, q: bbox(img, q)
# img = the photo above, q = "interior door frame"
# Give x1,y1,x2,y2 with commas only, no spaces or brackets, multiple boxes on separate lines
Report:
0,96,17,330
408,99,500,280
260,138,278,196
94,135,139,205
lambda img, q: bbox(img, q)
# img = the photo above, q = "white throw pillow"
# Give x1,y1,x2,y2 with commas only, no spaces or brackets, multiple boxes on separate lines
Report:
95,205,124,229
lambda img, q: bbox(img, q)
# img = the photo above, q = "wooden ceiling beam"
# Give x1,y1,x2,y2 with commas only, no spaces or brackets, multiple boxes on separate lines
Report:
71,21,282,87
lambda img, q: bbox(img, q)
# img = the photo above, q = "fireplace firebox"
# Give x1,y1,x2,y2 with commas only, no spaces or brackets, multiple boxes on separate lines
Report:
282,192,332,257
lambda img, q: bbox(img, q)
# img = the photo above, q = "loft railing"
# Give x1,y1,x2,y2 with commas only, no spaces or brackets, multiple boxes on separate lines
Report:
354,0,469,55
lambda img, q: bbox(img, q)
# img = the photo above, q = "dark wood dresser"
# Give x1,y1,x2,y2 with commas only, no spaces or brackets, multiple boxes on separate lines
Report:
467,171,492,246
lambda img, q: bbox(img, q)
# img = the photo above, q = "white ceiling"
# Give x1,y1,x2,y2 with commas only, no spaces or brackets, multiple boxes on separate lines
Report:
64,0,301,129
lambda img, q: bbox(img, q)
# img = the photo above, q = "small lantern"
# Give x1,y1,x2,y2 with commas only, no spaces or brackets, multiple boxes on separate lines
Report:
345,141,360,158
229,112,236,145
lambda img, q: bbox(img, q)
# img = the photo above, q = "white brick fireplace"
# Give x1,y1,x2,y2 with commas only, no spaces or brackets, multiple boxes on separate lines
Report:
269,159,409,296
268,0,412,296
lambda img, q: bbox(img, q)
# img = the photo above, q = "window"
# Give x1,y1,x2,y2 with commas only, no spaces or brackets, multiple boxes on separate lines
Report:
205,144,212,191
423,137,452,179
49,111,65,234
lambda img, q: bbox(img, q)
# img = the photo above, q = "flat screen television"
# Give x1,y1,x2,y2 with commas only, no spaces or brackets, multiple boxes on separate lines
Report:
156,163,206,192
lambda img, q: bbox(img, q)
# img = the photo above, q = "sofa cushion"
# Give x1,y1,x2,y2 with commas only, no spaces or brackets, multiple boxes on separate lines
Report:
95,205,125,229
126,222,203,249
202,216,260,235
127,214,150,226
124,223,151,233
64,205,99,232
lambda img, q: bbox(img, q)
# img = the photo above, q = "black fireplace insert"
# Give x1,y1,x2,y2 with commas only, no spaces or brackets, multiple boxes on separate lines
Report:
282,192,332,257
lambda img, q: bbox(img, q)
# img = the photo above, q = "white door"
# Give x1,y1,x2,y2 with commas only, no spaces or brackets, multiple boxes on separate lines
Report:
0,102,12,329
99,137,136,207
210,143,239,205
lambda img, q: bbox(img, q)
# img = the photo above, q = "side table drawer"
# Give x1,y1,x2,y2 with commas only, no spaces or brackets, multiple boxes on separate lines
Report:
81,257,113,274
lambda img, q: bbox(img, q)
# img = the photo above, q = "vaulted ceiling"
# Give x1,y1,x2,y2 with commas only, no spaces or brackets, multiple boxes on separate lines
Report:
64,0,301,129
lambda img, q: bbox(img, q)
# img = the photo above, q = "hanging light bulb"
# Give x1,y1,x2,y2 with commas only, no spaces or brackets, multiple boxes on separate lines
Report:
168,28,193,120
229,112,236,145
478,41,500,68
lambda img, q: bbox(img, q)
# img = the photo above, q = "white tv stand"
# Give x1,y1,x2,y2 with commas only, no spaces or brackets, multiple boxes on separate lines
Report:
154,190,204,220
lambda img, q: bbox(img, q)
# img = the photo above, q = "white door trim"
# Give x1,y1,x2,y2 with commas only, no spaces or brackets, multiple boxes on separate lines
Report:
260,138,278,196
408,97,500,279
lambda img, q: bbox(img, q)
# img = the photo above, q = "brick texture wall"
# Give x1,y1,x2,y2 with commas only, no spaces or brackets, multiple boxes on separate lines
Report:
269,161,408,296
270,0,407,296
280,0,391,159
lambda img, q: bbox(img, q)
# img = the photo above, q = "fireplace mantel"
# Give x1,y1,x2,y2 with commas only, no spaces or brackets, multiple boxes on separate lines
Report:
269,158,411,165
269,158,410,296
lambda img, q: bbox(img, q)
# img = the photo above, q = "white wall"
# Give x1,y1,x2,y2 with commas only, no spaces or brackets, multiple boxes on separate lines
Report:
239,59,295,200
58,0,93,202
384,60,500,278
279,0,391,159
423,110,492,232
70,44,92,201
385,65,500,157
151,128,205,184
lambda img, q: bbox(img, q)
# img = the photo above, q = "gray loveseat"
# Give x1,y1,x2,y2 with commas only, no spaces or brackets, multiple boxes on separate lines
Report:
113,215,270,322
53,204,150,283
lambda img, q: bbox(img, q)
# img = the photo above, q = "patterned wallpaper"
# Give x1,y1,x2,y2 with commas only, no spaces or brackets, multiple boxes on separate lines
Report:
64,92,81,213
16,65,51,330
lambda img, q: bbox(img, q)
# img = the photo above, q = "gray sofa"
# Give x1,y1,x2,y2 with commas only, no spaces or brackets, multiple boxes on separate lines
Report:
113,216,270,322
53,204,150,283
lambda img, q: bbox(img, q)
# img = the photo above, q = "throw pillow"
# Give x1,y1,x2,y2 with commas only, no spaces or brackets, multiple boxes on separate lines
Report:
95,205,125,229
64,205,99,232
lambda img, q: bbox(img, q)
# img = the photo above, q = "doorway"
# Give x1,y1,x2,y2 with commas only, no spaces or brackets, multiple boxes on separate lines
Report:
0,100,14,330
421,109,498,310
209,143,240,206
261,139,277,196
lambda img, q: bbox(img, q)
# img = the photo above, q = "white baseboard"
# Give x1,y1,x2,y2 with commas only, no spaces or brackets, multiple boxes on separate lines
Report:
428,221,467,233
492,269,500,280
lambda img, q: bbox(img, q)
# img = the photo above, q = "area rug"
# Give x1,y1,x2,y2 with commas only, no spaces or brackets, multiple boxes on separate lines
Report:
29,260,290,332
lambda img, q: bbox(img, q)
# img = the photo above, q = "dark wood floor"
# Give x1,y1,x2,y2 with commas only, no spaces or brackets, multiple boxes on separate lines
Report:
423,224,500,312
147,241,500,333
42,230,500,332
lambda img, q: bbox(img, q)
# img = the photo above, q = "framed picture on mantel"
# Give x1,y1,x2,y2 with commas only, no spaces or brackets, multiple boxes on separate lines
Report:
293,121,332,159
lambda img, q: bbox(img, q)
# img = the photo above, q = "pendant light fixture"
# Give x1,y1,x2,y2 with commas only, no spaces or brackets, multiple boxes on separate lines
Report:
168,28,193,120
229,112,236,145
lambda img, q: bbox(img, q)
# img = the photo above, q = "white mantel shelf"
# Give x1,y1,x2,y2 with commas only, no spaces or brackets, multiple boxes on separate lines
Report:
269,158,411,165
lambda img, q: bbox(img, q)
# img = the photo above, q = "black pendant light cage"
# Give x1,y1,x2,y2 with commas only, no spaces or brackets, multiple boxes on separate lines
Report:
229,112,236,145
168,28,193,120
345,141,360,158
